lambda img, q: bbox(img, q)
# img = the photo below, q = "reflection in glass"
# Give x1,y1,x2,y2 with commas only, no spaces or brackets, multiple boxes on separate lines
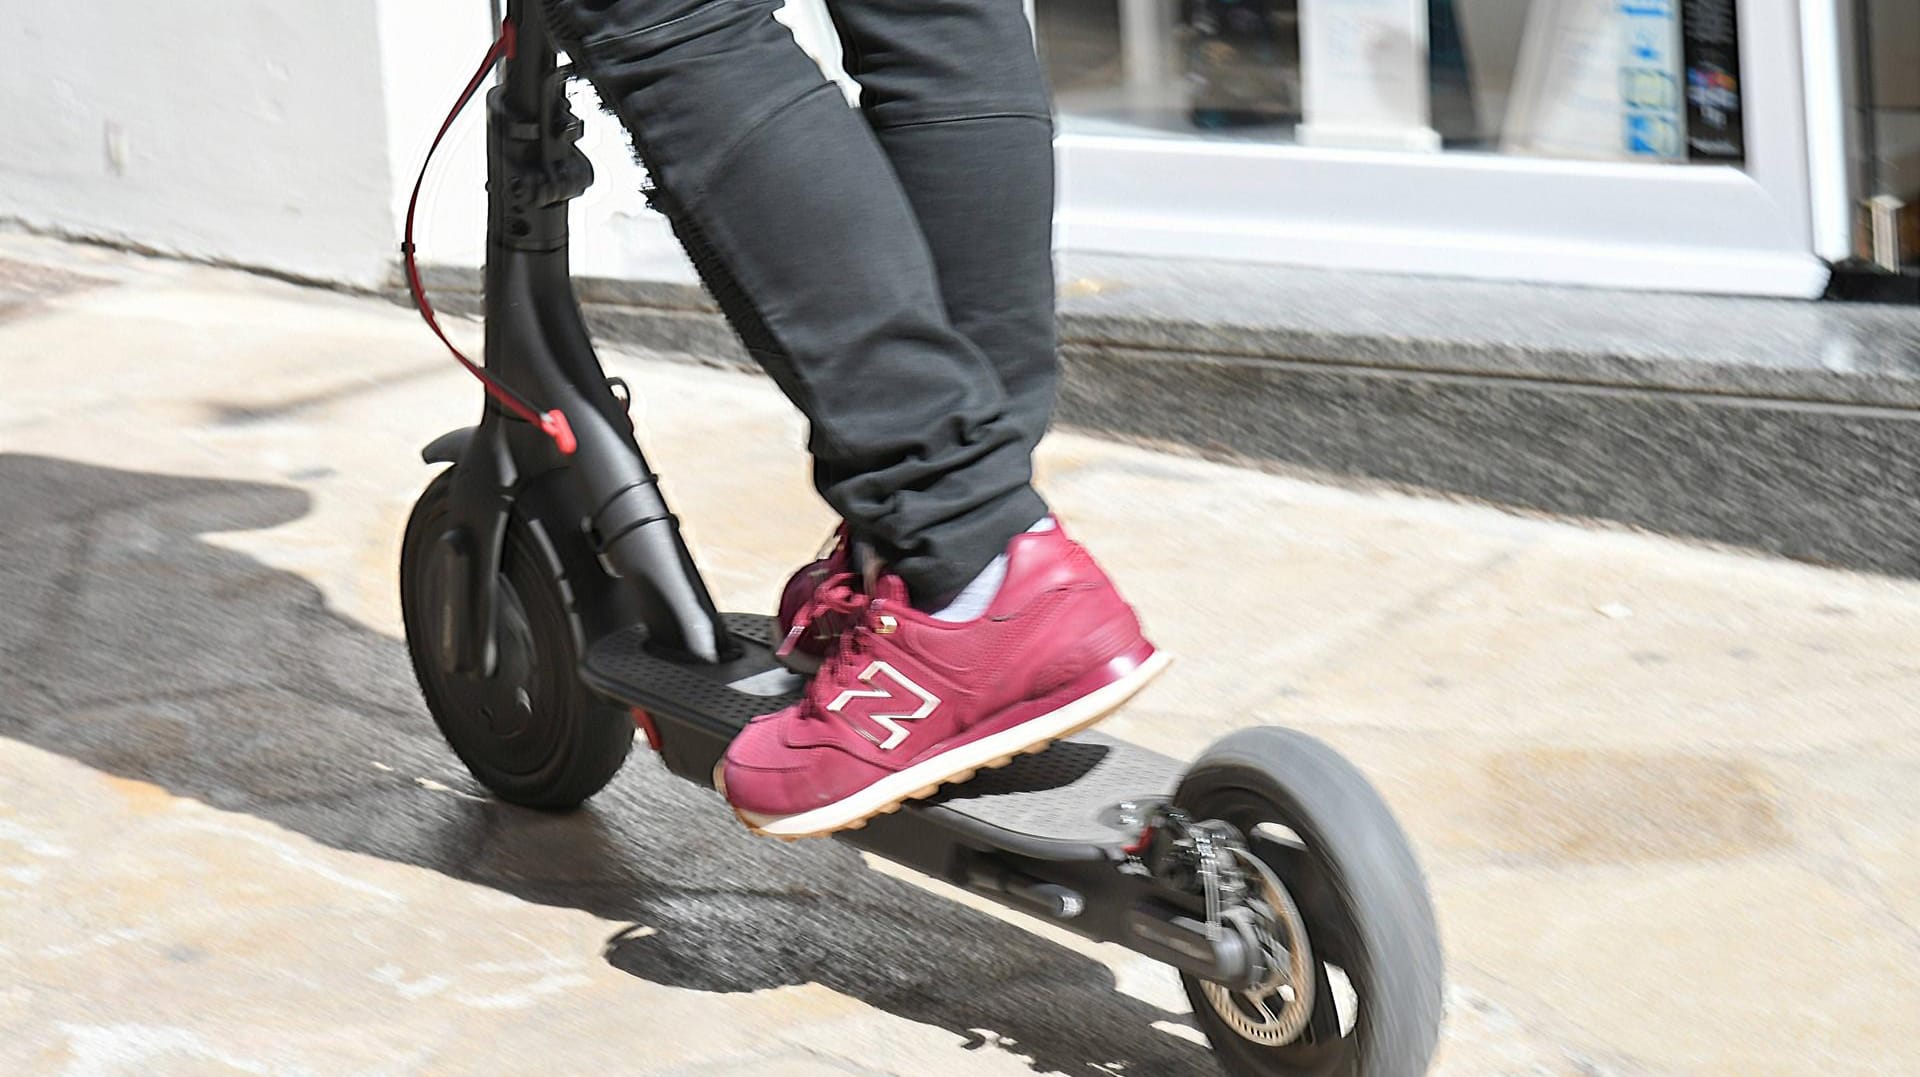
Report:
1857,0,1919,269
1035,0,1744,166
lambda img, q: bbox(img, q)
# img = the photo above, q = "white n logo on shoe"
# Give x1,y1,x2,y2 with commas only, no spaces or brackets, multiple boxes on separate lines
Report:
826,661,940,750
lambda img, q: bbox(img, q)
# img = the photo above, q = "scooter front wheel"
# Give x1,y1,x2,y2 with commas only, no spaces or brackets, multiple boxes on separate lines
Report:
400,469,633,809
1177,728,1444,1077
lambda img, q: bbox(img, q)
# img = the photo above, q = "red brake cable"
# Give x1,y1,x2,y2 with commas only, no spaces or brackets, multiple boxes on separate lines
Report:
400,19,577,456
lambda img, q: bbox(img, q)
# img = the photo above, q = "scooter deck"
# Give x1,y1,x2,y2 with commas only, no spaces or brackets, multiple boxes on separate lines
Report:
580,614,1182,856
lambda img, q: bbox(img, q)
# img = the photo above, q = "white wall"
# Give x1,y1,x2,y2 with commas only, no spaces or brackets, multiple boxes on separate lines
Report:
391,0,853,284
0,0,870,290
375,0,496,273
0,1,396,287
372,0,685,282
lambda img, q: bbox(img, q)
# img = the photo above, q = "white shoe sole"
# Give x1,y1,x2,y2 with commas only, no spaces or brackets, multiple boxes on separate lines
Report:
730,649,1172,840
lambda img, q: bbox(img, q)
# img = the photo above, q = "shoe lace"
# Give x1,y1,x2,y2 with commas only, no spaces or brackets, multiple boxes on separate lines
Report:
793,577,893,722
775,570,861,662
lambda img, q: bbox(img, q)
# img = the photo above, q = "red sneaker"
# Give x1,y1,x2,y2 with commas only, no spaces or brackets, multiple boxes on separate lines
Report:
720,522,1169,838
774,525,851,674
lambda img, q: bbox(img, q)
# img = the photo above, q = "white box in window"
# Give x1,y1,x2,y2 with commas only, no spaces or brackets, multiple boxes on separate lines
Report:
1297,0,1443,152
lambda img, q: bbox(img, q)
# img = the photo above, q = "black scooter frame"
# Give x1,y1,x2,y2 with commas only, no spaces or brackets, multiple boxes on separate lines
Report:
425,0,1259,991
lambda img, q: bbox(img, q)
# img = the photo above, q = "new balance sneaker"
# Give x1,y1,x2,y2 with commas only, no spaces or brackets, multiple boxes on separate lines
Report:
720,522,1168,838
774,525,851,674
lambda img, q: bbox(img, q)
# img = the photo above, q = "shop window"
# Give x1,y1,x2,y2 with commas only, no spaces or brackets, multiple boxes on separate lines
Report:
1856,0,1919,270
1036,0,1747,166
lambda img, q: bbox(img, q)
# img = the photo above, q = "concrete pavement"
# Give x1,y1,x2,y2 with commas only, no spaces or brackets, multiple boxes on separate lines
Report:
2,233,1918,1075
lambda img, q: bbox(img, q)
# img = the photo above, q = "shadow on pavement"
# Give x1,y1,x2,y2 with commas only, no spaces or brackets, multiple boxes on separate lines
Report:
0,454,1212,1077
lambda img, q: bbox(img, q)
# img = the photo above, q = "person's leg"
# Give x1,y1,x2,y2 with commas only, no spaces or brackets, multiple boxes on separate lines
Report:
547,1,1165,838
546,0,1043,603
824,0,1058,461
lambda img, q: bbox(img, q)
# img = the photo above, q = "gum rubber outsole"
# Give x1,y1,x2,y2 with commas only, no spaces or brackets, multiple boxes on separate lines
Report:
727,652,1171,841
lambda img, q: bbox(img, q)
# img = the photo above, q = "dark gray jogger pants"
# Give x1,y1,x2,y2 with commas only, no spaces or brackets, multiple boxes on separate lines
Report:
547,0,1057,603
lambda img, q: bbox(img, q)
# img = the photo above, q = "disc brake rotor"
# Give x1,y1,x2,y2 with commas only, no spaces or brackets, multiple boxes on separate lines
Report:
1201,845,1315,1047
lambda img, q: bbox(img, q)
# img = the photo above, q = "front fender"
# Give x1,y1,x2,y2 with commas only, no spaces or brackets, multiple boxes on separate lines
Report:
421,426,476,465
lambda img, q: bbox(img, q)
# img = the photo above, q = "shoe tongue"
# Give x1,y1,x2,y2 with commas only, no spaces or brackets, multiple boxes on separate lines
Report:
868,574,911,607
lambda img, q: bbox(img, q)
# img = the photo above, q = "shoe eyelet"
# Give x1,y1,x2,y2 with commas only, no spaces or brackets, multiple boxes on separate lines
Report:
875,614,898,635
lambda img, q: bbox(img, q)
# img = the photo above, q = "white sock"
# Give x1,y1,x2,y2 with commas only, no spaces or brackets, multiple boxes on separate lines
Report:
930,517,1056,623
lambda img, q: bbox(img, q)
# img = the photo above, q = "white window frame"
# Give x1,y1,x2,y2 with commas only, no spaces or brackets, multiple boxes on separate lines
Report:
1053,0,1832,297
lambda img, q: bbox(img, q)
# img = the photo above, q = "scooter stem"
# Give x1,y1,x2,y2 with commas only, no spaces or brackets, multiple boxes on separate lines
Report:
466,0,731,663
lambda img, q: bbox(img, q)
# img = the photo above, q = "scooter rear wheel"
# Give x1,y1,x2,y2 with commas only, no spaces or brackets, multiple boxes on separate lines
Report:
1177,728,1443,1077
400,469,633,809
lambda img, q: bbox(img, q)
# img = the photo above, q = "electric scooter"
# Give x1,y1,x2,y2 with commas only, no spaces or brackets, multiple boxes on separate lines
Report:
396,3,1444,1072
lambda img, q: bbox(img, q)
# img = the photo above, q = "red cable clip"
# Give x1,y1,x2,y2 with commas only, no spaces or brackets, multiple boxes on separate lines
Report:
538,409,577,455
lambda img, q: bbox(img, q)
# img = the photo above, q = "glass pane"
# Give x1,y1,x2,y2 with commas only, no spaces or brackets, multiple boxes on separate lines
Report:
1858,0,1919,268
1037,0,1302,140
1035,0,1748,165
